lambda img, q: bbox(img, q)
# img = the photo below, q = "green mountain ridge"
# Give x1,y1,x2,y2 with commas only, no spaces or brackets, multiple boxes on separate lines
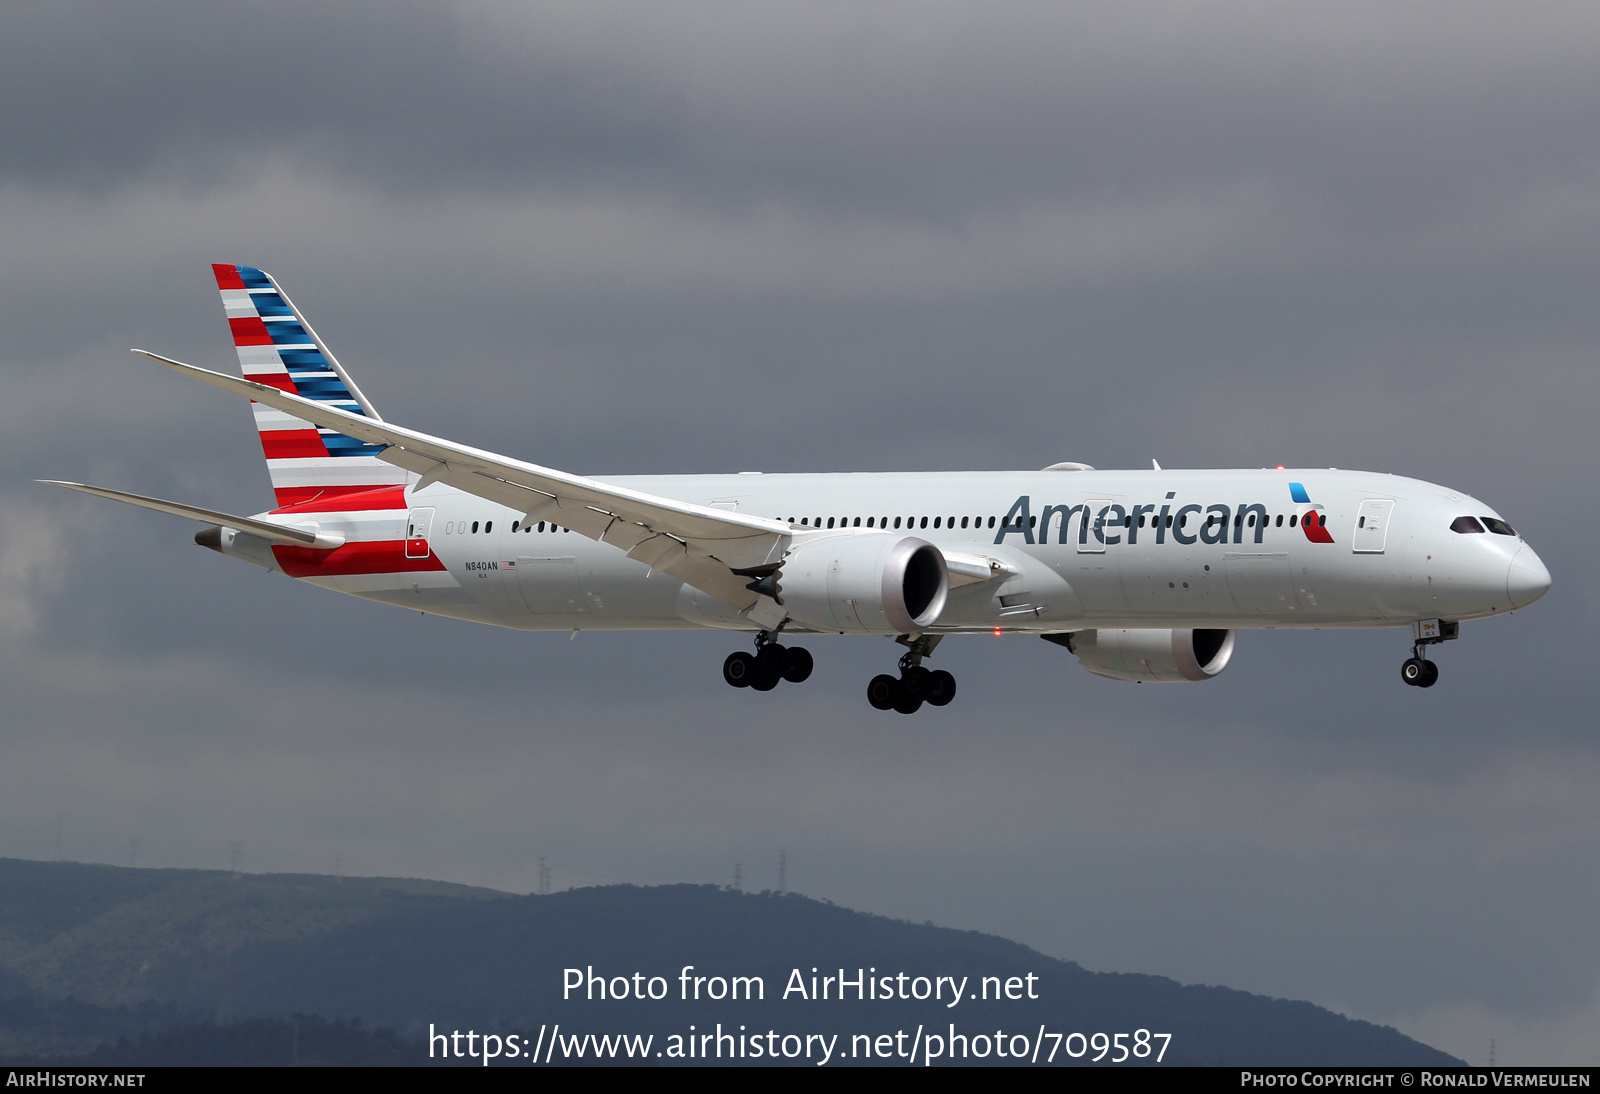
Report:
0,860,502,1007
0,857,1461,1066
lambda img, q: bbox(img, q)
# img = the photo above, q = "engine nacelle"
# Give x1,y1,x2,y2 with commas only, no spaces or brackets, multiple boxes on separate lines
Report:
777,534,948,634
1056,628,1235,683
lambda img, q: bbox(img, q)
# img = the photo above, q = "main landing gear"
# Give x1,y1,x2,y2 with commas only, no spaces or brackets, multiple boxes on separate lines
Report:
723,632,813,692
1401,619,1459,689
867,635,956,715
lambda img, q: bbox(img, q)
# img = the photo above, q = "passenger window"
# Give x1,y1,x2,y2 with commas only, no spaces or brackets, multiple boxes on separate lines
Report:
854,517,861,527
801,517,809,526
866,517,875,528
512,521,520,532
444,521,453,534
485,521,492,533
1289,514,1297,527
933,517,941,529
987,516,995,528
1275,514,1283,527
1481,517,1516,536
1138,515,1145,528
894,517,902,529
1358,516,1365,528
920,517,927,529
471,521,479,533
1029,515,1037,528
961,516,969,529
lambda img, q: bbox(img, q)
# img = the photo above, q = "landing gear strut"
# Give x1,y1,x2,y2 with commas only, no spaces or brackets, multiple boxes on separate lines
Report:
867,635,956,714
1401,619,1457,688
723,631,813,692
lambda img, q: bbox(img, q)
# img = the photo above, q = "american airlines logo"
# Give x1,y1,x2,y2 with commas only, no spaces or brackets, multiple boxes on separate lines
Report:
994,483,1333,547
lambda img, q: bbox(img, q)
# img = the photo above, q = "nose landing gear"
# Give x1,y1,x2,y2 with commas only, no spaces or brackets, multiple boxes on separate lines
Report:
1401,619,1457,688
1400,655,1439,688
723,632,813,692
867,635,956,714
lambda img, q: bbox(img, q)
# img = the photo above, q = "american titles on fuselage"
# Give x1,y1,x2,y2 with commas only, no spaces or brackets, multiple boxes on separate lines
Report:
991,487,1331,548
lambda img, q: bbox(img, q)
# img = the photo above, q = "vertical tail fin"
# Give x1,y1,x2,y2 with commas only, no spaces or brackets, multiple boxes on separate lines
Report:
212,264,408,508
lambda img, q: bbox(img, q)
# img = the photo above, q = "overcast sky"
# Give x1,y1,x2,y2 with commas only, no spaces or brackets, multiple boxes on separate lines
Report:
2,0,1597,1065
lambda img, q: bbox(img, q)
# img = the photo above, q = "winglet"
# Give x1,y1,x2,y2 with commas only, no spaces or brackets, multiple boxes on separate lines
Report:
132,348,277,399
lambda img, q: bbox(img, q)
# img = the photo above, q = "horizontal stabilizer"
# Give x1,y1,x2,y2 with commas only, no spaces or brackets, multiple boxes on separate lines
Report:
38,481,344,548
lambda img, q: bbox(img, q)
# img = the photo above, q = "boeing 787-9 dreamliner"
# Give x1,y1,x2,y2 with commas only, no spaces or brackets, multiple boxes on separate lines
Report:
44,265,1552,713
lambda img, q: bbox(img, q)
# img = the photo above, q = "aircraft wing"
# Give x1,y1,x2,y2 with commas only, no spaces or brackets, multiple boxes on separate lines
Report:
134,350,789,611
939,549,1021,588
38,480,345,548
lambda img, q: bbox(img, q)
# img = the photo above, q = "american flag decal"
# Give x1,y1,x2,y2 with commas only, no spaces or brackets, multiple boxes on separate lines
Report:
213,264,410,508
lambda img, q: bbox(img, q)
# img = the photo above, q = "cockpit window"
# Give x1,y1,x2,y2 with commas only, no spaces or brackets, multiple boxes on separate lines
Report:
1450,516,1486,534
1481,517,1517,536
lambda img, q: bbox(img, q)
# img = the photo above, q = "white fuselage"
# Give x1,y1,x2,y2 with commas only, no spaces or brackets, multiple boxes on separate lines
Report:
221,467,1545,636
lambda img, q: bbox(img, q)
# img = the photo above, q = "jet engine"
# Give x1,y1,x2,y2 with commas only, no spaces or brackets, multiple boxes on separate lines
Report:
1050,628,1235,682
774,534,948,634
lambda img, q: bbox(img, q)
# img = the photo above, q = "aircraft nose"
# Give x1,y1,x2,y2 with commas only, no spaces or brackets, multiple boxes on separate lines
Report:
1506,544,1552,609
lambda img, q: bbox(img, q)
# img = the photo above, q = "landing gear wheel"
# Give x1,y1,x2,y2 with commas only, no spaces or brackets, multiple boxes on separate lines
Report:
892,690,923,715
755,643,787,677
723,651,757,688
925,669,957,707
1400,657,1426,686
900,665,931,701
1418,660,1439,688
867,674,900,711
781,647,814,684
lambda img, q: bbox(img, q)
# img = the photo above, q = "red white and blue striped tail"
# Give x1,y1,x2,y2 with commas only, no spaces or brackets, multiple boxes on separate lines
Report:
212,264,409,508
